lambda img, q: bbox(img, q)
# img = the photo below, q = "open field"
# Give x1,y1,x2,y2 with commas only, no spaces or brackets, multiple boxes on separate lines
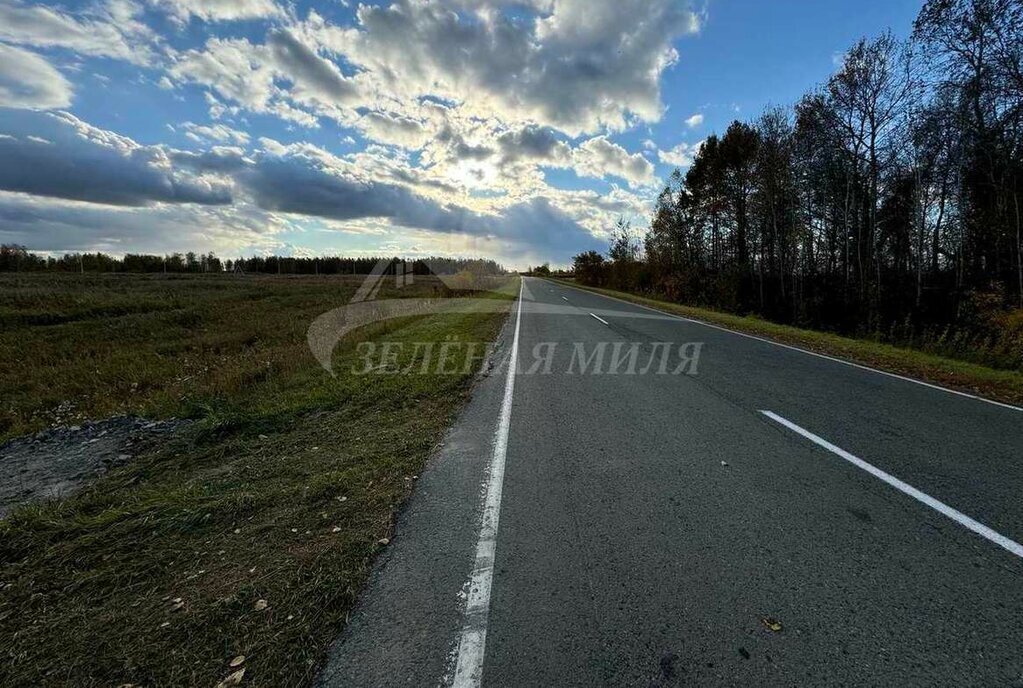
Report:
554,279,1023,408
0,272,516,687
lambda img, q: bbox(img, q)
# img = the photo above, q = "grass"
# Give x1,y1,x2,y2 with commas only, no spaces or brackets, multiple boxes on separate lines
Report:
554,279,1023,407
0,272,517,687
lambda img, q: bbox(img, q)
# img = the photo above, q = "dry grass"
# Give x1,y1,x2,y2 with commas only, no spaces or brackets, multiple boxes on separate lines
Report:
0,272,516,687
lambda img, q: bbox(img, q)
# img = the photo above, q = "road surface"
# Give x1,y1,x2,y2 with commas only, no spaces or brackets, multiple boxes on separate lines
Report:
319,277,1023,687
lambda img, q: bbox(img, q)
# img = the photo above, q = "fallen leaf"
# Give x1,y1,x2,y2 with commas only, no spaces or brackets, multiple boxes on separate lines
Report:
761,617,782,632
229,655,246,668
216,668,246,687
254,599,268,611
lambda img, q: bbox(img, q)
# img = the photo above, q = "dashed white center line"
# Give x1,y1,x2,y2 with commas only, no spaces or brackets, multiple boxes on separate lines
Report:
589,312,609,325
760,410,1023,559
561,296,568,301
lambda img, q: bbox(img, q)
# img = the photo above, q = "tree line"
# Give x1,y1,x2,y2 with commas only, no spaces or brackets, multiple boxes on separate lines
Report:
575,0,1023,367
0,245,504,276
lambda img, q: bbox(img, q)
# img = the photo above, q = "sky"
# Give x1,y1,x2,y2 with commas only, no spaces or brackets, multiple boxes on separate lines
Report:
0,0,924,268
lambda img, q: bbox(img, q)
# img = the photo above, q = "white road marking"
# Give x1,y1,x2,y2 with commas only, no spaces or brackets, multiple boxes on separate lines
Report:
452,279,524,687
548,280,1021,413
589,312,609,325
562,296,569,301
760,410,1023,559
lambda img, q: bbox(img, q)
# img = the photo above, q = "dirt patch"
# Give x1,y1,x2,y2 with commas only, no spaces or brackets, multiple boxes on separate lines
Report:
0,416,190,517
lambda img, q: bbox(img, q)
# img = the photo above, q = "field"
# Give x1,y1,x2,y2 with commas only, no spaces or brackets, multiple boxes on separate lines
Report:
0,272,516,686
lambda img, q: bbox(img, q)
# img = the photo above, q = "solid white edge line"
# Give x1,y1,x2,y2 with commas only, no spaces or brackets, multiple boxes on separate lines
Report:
451,277,524,687
546,280,1021,413
589,312,609,325
760,410,1023,559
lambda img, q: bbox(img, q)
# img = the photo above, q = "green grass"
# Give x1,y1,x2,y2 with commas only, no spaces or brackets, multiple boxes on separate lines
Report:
0,272,517,687
554,279,1023,407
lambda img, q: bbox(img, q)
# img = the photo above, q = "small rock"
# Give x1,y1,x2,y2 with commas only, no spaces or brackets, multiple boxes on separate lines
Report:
254,599,268,611
377,538,390,546
229,655,246,668
720,461,729,467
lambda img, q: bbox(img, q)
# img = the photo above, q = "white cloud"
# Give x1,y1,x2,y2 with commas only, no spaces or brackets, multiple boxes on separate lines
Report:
306,0,702,136
0,0,159,65
149,0,283,23
657,140,703,168
685,113,704,128
0,44,73,109
182,121,251,145
573,136,656,187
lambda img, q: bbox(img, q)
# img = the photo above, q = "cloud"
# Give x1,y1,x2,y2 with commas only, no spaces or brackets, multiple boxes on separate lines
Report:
0,109,232,205
171,38,279,113
357,112,429,149
0,0,159,65
0,45,72,109
657,140,703,168
573,136,655,187
0,191,283,254
150,0,283,23
497,125,571,164
182,121,250,145
266,29,360,106
311,0,703,136
685,113,704,128
170,31,360,126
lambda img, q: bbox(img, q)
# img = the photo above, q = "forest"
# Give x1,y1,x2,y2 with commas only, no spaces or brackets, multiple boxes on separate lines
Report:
575,0,1023,369
0,245,504,277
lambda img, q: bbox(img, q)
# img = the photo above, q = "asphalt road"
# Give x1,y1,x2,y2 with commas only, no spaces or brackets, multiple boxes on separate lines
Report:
319,277,1023,687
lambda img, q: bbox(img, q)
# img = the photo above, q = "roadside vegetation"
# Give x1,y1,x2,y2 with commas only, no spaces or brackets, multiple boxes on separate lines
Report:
0,272,516,687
